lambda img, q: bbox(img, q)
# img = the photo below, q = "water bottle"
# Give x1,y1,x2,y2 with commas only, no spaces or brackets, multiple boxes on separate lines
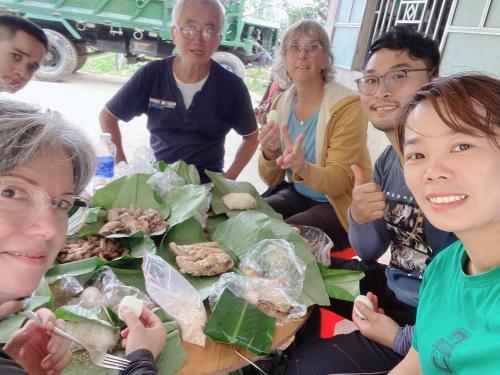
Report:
94,133,116,191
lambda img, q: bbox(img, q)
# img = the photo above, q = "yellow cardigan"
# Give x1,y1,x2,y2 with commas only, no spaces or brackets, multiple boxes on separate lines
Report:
258,81,372,232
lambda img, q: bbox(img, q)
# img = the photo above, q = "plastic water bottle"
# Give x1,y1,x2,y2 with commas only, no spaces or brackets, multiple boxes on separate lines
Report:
94,133,116,191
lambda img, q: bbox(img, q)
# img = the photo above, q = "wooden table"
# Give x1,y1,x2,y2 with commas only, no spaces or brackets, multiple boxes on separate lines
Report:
174,317,307,375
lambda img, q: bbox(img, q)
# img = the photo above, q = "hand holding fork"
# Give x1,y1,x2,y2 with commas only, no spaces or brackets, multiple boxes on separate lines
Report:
4,308,72,375
25,310,130,371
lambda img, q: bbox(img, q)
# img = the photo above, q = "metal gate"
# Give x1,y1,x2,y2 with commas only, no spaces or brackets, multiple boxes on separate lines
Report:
372,0,453,43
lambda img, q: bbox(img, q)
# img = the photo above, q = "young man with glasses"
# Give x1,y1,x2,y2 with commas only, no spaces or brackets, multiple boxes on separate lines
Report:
99,0,258,183
0,15,47,93
285,27,457,375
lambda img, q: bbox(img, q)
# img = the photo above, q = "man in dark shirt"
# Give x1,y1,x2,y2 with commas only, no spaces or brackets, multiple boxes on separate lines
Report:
99,0,258,182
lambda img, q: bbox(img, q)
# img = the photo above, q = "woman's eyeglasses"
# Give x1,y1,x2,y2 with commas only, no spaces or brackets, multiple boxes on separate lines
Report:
286,43,323,58
0,176,91,235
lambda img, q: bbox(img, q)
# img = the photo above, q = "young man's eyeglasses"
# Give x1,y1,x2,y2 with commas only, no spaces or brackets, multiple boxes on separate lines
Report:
355,68,432,96
0,176,91,235
177,25,219,41
286,43,323,58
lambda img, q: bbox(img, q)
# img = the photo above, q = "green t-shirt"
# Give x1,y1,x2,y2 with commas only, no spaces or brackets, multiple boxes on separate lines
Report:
413,241,500,374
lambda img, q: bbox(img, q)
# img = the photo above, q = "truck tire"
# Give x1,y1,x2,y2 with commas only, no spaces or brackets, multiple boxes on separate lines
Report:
212,51,245,79
73,43,88,72
35,29,78,82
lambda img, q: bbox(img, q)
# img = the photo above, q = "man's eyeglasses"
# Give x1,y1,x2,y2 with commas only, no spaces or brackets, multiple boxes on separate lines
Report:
0,176,92,235
355,68,432,96
286,43,323,58
177,25,219,41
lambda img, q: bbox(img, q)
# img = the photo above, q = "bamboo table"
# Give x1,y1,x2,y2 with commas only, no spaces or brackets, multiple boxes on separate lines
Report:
174,317,306,375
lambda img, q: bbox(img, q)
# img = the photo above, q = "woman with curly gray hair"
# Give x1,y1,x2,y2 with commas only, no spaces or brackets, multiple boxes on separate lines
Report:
258,20,372,250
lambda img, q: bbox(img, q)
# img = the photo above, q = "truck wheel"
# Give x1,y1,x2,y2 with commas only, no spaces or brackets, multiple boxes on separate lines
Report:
36,29,78,82
212,51,245,79
73,43,88,72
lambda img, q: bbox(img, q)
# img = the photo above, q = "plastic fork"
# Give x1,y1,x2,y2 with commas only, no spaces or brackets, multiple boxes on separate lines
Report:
25,310,130,371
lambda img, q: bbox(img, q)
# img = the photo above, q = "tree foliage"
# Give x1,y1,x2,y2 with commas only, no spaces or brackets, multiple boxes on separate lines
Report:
245,0,330,29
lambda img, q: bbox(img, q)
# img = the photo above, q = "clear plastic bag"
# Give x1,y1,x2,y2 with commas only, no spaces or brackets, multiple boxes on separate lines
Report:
292,225,333,267
239,239,306,299
94,266,155,311
147,168,186,198
49,275,84,309
142,252,207,346
57,267,156,354
114,145,156,178
209,272,306,325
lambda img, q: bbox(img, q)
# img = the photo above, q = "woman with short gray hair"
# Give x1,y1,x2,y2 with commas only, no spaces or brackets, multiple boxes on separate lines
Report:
0,99,166,374
258,20,372,251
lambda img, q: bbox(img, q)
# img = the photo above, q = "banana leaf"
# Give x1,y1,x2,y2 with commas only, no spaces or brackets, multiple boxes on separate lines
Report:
92,174,170,219
77,209,107,237
206,170,281,219
164,184,211,227
204,289,275,356
169,160,201,185
156,160,201,186
158,218,222,300
206,214,228,237
318,264,365,301
212,211,330,307
55,305,116,328
45,256,147,293
53,231,156,278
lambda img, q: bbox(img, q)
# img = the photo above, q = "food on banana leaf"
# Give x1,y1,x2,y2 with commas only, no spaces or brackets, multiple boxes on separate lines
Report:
241,278,295,321
80,286,108,310
99,206,166,236
65,321,118,354
222,192,257,210
169,241,234,276
118,295,143,319
58,236,129,263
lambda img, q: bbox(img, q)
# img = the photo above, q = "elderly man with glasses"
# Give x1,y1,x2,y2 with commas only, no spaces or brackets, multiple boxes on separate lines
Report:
284,26,457,375
99,0,258,183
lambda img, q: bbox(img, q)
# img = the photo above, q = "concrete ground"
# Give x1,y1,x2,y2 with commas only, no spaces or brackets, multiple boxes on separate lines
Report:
8,71,389,192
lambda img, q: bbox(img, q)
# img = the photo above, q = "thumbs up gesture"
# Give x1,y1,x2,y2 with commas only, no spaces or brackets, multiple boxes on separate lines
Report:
350,165,386,224
276,124,310,178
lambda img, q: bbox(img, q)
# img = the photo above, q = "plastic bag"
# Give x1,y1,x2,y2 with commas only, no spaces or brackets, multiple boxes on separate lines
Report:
292,225,333,267
49,275,84,309
142,251,207,346
239,239,306,299
209,272,306,325
94,266,155,311
147,168,186,198
115,145,156,178
57,267,155,354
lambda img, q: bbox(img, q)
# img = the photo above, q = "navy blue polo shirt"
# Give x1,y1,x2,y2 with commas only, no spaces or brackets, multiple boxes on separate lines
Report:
105,57,257,181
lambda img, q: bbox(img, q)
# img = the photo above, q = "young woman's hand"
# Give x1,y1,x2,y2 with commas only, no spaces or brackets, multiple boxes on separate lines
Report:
120,307,166,359
351,292,400,349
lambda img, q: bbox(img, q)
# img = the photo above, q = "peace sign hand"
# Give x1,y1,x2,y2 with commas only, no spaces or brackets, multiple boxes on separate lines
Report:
276,124,310,179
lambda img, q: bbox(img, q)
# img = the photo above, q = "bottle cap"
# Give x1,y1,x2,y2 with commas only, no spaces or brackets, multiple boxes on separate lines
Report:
99,133,112,142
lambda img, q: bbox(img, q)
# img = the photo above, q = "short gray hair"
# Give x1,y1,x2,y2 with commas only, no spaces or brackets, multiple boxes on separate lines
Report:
0,99,96,194
275,20,335,84
172,0,225,34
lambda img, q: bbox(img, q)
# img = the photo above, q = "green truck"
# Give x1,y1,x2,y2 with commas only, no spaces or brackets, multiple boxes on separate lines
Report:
0,0,279,80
